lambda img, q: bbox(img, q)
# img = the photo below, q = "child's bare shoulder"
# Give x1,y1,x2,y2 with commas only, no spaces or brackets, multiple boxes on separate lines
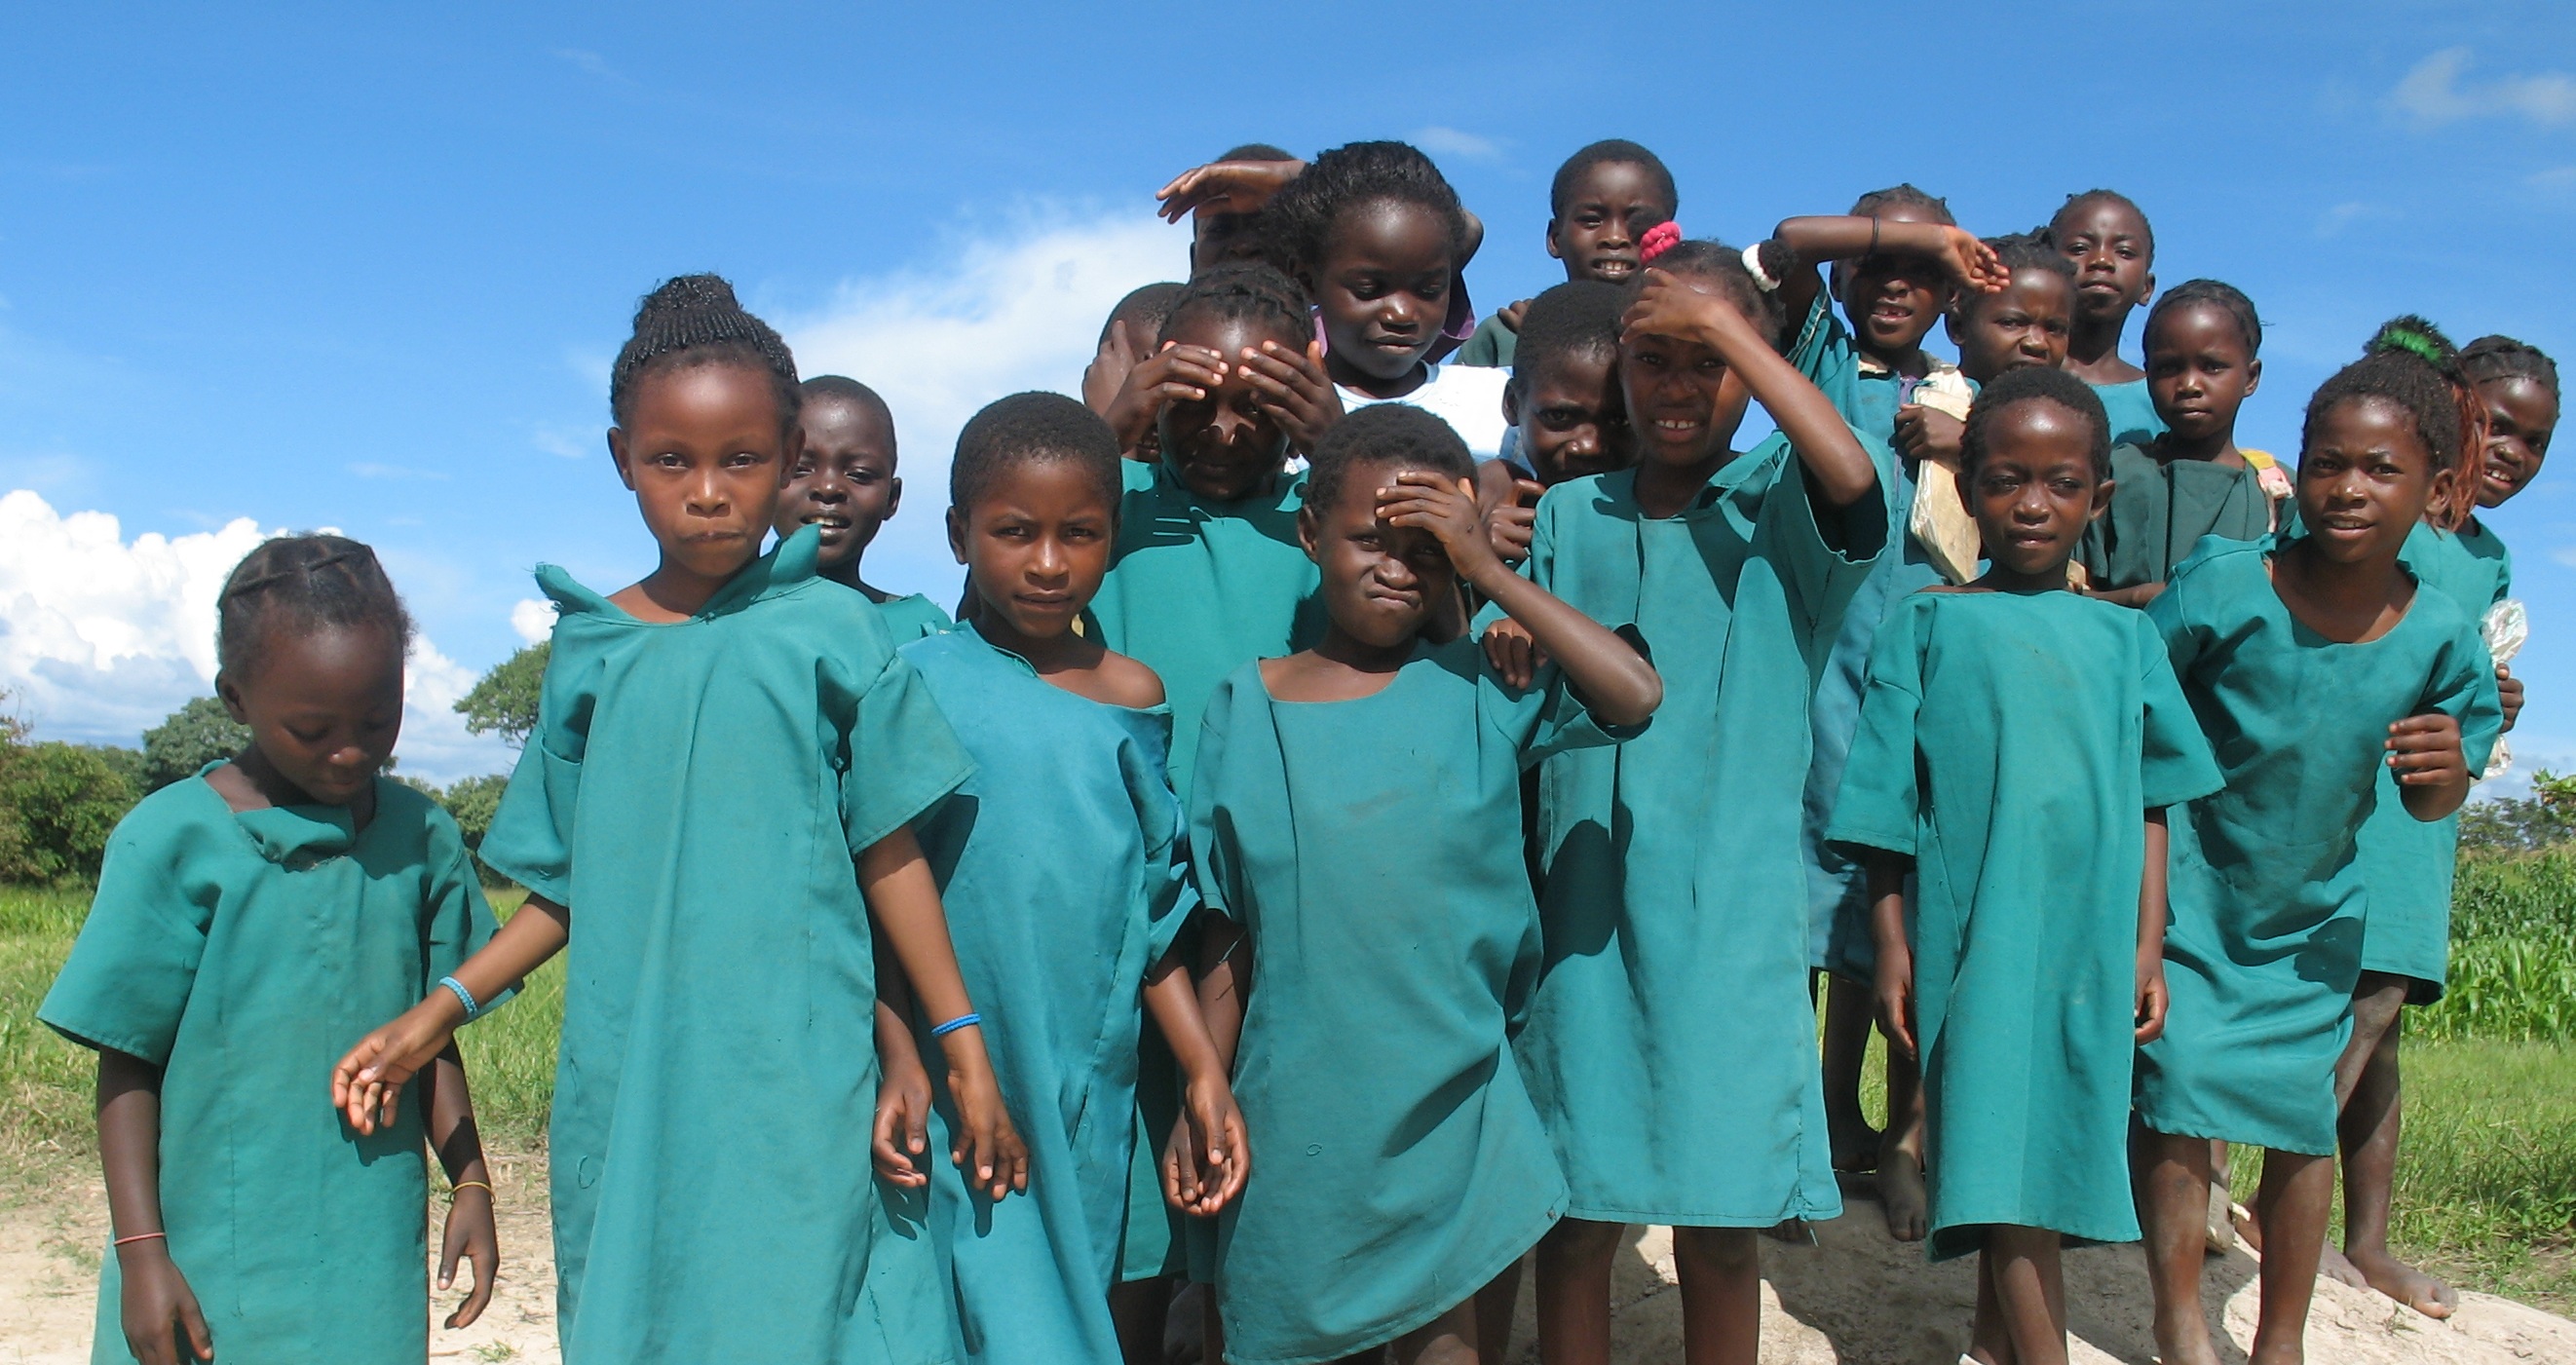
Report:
1092,650,1167,709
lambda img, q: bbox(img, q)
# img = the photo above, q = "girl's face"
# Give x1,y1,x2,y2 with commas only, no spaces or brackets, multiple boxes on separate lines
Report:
611,363,795,583
2143,303,2261,444
1298,460,1455,649
1621,284,1755,472
948,458,1117,642
2052,198,2155,323
1833,203,1956,359
1966,399,2108,584
2297,397,2451,566
1950,268,2073,384
216,623,405,807
1157,313,1296,503
1313,200,1455,384
777,396,899,571
1511,346,1634,485
1547,160,1671,285
2474,375,2557,509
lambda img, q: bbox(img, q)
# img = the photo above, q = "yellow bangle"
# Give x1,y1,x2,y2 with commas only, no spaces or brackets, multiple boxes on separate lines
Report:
449,1180,493,1199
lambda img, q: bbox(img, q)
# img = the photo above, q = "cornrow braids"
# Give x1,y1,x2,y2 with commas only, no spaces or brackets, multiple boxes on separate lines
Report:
1268,141,1470,278
1961,365,2111,480
2462,334,2559,400
1988,232,2075,282
1305,403,1474,514
1633,238,1790,350
1159,263,1313,352
1550,139,1678,219
609,273,803,436
2045,188,2156,256
1849,183,1954,226
216,535,414,680
949,392,1123,514
2144,279,2263,360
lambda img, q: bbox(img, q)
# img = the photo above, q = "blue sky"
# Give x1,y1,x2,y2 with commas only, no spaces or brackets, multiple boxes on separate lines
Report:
3,4,2573,781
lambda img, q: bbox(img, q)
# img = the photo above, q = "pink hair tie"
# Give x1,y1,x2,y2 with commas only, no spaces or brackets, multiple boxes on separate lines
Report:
1639,221,1682,265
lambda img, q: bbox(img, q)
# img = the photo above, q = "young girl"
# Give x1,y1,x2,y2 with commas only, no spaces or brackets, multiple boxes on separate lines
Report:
1478,279,1639,565
2134,343,2501,1365
867,393,1247,1364
1188,403,1659,1365
2049,190,2165,446
2081,280,2287,605
774,373,953,638
41,535,500,1365
1828,368,2220,1365
1949,234,2075,386
1491,240,1879,1365
330,274,1025,1364
1456,138,1678,368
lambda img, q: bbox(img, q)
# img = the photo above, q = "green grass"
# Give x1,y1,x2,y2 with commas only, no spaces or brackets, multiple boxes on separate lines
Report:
2419,851,2576,1042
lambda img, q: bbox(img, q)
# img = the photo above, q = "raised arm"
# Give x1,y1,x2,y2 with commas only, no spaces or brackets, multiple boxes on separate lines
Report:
335,894,570,1133
1768,215,2008,321
1625,271,1877,509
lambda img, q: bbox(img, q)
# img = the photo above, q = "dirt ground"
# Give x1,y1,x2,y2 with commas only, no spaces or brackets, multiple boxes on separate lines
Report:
6,1163,2571,1365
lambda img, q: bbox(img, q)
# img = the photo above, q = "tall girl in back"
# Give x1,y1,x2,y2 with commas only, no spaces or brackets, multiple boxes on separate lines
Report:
1191,404,1661,1365
332,275,1025,1365
2134,340,2501,1365
42,536,499,1365
2050,190,2166,446
1493,239,1882,1365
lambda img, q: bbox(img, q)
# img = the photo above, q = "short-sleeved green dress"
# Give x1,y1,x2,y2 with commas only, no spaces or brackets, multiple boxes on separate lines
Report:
899,624,1193,1364
1193,641,1641,1365
875,591,955,641
2355,521,2513,1000
1827,590,2221,1260
2136,537,2501,1155
2089,378,2167,450
477,526,975,1364
2078,443,2284,591
40,773,496,1365
1513,436,1880,1228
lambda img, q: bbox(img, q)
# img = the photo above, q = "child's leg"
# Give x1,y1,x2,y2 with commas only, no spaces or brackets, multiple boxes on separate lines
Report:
1971,1226,2067,1365
1388,1297,1479,1365
1877,1035,1928,1240
1534,1217,1622,1365
1111,1276,1173,1365
1472,1256,1522,1365
1671,1226,1761,1365
1970,1249,2012,1365
1820,972,1881,1171
2249,1147,2333,1365
2331,975,2457,1317
2134,1128,2222,1365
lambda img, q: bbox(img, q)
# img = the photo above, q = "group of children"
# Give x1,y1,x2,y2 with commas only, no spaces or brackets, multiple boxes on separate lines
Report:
37,133,2557,1365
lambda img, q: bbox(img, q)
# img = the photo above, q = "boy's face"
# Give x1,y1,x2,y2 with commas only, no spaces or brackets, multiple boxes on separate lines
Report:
1621,308,1752,472
2142,304,2260,446
2475,375,2557,510
1965,399,2107,583
777,396,900,572
1547,161,1673,286
217,623,406,808
1298,461,1455,649
1193,209,1270,275
609,362,791,585
2297,397,2450,566
2053,198,2155,324
1950,268,2073,384
1834,203,1955,360
1509,346,1633,485
948,458,1115,642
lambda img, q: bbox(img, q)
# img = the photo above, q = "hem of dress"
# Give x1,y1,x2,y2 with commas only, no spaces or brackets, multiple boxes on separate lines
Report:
1562,1194,1845,1229
2136,1111,2333,1158
2361,964,2448,1006
1222,1194,1565,1365
1925,1217,2140,1264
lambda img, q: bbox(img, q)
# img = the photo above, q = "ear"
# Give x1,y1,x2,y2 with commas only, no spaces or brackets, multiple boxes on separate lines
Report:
215,670,251,725
1501,375,1525,428
2428,464,2459,517
885,475,904,517
1544,218,1565,263
778,424,806,486
607,428,636,491
2138,270,2157,308
946,506,969,565
1296,503,1322,562
2090,476,2116,521
2243,358,2262,398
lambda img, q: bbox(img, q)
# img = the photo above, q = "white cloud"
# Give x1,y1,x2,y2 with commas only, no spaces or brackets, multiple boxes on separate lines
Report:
511,597,557,645
1413,126,1503,162
0,489,511,783
2529,165,2576,190
779,209,1179,598
531,421,594,460
2315,201,2394,238
2391,48,2576,128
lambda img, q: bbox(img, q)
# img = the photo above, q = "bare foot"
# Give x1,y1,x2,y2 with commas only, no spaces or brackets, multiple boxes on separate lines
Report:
1762,1218,1814,1245
2317,1243,2368,1290
2203,1178,2238,1255
2346,1245,2459,1319
1828,1110,1881,1173
1876,1152,1928,1242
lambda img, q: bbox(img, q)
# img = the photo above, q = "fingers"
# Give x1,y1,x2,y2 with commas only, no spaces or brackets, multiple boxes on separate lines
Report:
870,1098,923,1185
451,1234,497,1328
177,1292,213,1363
1213,1107,1252,1207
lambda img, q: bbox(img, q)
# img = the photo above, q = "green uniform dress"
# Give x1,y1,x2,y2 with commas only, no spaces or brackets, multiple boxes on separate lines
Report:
40,773,496,1365
899,625,1193,1364
2355,522,2513,1001
1455,312,1517,368
1086,454,1319,1280
1513,436,1881,1227
2089,378,2167,449
875,591,955,641
1194,641,1641,1365
478,526,974,1364
2135,537,2500,1155
1827,591,2221,1260
2078,443,2283,591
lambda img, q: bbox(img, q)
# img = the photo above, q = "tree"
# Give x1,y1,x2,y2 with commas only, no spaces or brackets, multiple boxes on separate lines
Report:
0,738,137,884
456,643,548,748
141,697,250,791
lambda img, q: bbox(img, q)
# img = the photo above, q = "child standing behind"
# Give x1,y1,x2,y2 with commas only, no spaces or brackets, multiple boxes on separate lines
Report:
775,374,953,637
2134,344,2501,1365
42,536,500,1365
2049,190,2166,447
1829,368,2220,1365
1478,279,1639,563
1456,139,1678,368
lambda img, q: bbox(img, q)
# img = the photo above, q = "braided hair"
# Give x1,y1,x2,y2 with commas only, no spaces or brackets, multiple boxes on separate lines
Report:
215,535,413,680
2302,318,2474,527
1633,238,1790,350
2461,334,2560,401
1849,183,1953,225
1268,141,1471,278
949,392,1123,514
1159,263,1313,352
609,274,802,436
1305,403,1474,514
1960,365,2111,480
1550,139,1678,219
2143,279,2262,360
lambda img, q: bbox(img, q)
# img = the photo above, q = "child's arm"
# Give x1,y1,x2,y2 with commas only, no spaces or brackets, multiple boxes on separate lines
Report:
1101,342,1231,455
336,894,571,1133
2135,810,2173,1043
1155,157,1306,223
1234,339,1344,455
1768,215,2008,321
98,1050,212,1365
422,1047,497,1330
1623,272,1877,509
869,936,934,1189
1168,920,1250,1215
2387,712,2474,820
860,826,1029,1200
1379,472,1660,726
1862,853,1917,1060
1143,939,1249,1215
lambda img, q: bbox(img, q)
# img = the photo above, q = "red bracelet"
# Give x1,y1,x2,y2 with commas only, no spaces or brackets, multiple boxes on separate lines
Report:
112,1232,168,1248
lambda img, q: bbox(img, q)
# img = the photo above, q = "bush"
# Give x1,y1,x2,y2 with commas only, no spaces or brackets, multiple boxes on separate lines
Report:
2419,848,2576,1043
140,697,248,792
456,643,547,748
0,740,138,884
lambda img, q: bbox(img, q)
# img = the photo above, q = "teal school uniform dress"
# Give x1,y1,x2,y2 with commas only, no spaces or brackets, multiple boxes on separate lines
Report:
1193,641,1641,1365
478,526,974,1364
875,591,954,641
900,625,1194,1364
1828,590,2220,1260
2355,521,2513,1001
2135,537,2499,1155
1513,434,1881,1228
40,774,496,1365
1455,311,1516,368
2089,378,2167,449
2079,443,2285,591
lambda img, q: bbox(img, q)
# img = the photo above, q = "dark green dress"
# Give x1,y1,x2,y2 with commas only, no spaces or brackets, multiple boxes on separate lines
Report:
2078,442,2284,591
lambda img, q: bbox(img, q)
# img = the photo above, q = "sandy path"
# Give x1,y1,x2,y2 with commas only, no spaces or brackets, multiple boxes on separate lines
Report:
6,1164,2570,1363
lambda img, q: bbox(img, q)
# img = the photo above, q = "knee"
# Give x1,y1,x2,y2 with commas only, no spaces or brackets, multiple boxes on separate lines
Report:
1671,1226,1759,1276
1540,1216,1624,1265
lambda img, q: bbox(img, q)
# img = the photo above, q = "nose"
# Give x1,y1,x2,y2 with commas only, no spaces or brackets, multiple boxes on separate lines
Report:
1211,401,1252,446
1030,533,1069,581
809,467,849,502
1380,292,1426,332
2018,326,2051,357
685,469,729,516
1565,424,1599,461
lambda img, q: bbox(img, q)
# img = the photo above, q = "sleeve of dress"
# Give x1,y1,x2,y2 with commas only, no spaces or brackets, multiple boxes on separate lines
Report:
2135,613,2225,810
420,803,506,1005
1757,428,1890,651
2144,550,2207,681
36,804,216,1064
477,639,591,905
1186,678,1243,925
841,649,977,855
2419,611,2506,778
1823,596,1927,857
1483,632,1652,770
1129,711,1199,965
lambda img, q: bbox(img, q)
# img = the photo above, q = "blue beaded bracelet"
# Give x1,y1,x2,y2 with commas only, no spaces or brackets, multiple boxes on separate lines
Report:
929,1012,982,1038
438,975,482,1022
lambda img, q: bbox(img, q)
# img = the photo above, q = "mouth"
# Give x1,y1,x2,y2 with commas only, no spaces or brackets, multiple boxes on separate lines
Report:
681,529,748,546
2315,514,2374,536
1646,416,1706,438
1869,302,1915,323
800,512,852,539
1363,332,1421,354
1015,593,1076,612
1590,256,1638,280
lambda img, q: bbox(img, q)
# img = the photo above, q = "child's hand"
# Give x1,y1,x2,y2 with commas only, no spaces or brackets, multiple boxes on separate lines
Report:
332,998,461,1135
116,1240,212,1365
1163,1069,1251,1217
1155,158,1304,223
1485,475,1543,565
1082,320,1141,417
1892,405,1965,470
1237,340,1343,455
1937,226,2011,294
2133,955,2171,1044
1620,268,1743,357
946,1059,1030,1201
1378,471,1501,582
1873,945,1918,1062
2499,665,2522,734
1496,297,1533,333
438,1183,498,1329
1104,343,1230,454
1482,618,1550,691
871,1050,935,1189
2387,712,2469,788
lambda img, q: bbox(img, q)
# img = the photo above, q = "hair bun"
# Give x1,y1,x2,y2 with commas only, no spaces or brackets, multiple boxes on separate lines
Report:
2365,314,2460,372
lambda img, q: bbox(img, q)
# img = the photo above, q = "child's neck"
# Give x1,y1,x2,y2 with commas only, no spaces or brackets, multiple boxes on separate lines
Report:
2153,429,2246,469
621,553,747,622
820,556,893,603
974,610,1103,678
1974,559,2073,595
1633,451,1728,519
213,748,378,828
1856,339,1933,378
2268,537,2413,645
2064,318,2141,384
